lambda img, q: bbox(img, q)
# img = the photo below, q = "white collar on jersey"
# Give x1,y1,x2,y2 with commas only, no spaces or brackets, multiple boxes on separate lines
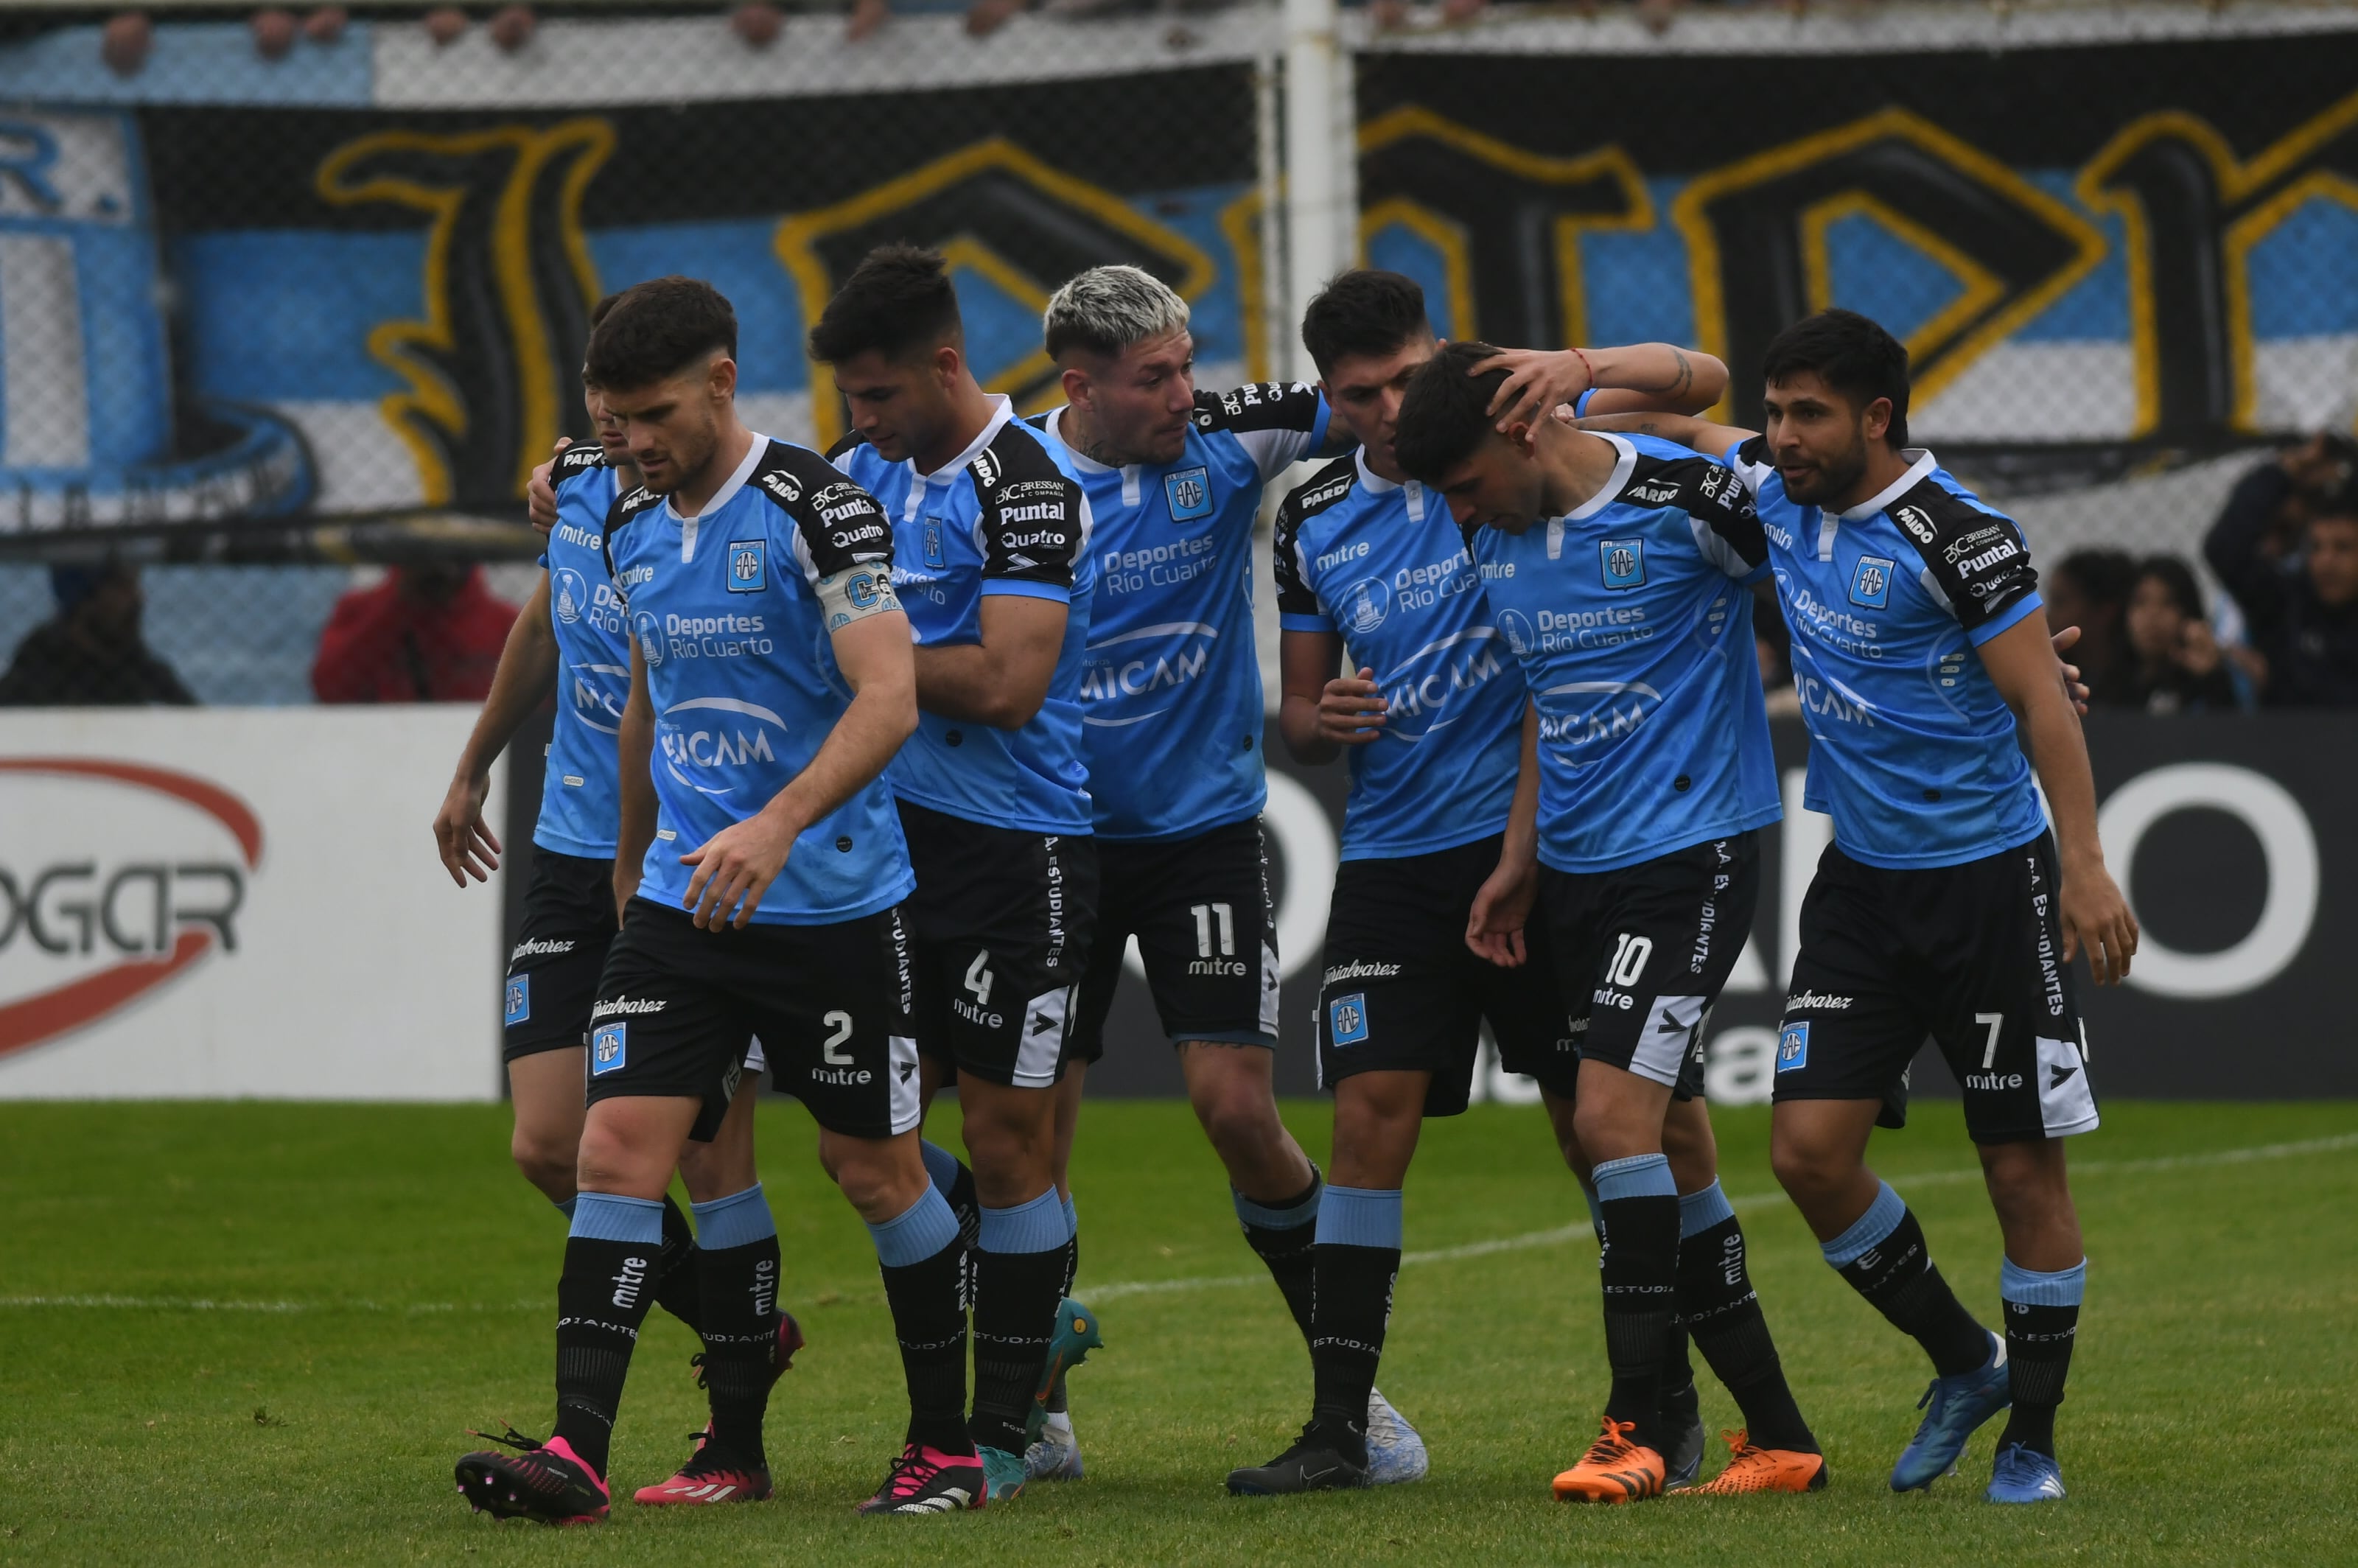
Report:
1539,433,1640,557
1354,446,1427,522
1042,405,1144,508
900,394,1016,522
1820,447,1937,560
666,431,772,563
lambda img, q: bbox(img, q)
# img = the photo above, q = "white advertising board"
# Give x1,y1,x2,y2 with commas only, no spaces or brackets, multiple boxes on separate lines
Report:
0,706,501,1100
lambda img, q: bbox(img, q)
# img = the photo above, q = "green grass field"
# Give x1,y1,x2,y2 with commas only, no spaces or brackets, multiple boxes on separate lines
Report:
3,1097,2354,1566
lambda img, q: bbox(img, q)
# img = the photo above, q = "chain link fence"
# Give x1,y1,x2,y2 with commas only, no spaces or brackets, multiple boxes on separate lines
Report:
0,0,2351,705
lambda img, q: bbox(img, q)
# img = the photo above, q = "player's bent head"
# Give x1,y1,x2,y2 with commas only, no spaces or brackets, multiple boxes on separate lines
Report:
1393,340,1543,532
1045,265,1194,465
583,290,632,461
811,244,968,461
583,277,741,493
1759,309,1911,502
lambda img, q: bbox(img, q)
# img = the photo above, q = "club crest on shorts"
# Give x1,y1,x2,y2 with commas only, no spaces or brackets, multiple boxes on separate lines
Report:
1599,539,1646,590
1776,1020,1809,1073
503,973,530,1026
592,1022,627,1077
727,539,767,594
1850,555,1895,609
1164,465,1212,521
1329,991,1370,1046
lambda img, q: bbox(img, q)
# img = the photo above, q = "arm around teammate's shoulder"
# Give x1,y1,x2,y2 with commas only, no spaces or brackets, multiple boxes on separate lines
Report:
1572,410,1758,465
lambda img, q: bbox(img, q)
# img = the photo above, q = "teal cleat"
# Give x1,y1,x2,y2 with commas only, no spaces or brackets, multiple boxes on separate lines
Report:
1025,1298,1105,1443
1985,1443,2066,1503
1890,1334,2011,1491
977,1444,1029,1503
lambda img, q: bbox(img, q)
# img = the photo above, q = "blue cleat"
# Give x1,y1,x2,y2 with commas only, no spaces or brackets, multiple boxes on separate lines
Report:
1985,1443,2065,1503
1364,1389,1429,1485
977,1444,1029,1503
1890,1333,2011,1491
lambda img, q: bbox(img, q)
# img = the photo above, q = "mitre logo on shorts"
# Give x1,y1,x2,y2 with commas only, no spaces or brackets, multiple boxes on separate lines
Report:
1323,959,1402,986
0,758,263,1062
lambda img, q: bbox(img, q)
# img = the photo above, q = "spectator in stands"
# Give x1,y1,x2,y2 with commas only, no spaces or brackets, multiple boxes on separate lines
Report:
0,562,196,707
2122,556,2240,715
2205,438,2358,709
2043,547,2137,705
311,562,517,704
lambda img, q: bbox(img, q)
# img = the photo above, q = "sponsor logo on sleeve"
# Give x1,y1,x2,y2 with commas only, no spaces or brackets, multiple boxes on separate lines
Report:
1894,503,1937,545
1164,465,1212,521
1627,481,1682,506
758,469,803,505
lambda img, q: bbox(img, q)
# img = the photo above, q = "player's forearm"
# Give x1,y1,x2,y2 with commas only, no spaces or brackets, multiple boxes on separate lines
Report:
1500,703,1541,870
1278,694,1340,765
1581,343,1727,416
613,667,659,896
913,642,1051,728
451,579,559,784
2017,673,2107,878
765,676,918,839
1575,410,1757,458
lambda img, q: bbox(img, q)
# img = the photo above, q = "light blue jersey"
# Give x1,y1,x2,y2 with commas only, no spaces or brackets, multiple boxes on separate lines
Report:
1469,433,1780,874
831,396,1096,835
536,447,632,858
1726,439,2046,869
604,435,912,924
1042,382,1333,841
1273,449,1523,861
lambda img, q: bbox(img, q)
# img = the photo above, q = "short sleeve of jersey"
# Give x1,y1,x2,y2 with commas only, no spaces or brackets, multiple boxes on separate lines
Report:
1889,486,2042,645
970,432,1086,602
746,440,894,585
1194,382,1333,484
1728,434,1776,495
599,482,665,596
1272,457,1357,633
1672,454,1770,584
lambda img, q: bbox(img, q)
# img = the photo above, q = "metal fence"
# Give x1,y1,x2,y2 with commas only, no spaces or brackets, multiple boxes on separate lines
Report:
0,0,2353,704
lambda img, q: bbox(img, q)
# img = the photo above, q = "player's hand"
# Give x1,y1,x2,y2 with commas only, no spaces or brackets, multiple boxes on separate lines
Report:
1466,855,1537,967
1318,668,1388,745
679,811,798,930
433,771,500,886
525,437,573,534
2058,856,2138,986
2049,625,2091,714
1485,348,1594,435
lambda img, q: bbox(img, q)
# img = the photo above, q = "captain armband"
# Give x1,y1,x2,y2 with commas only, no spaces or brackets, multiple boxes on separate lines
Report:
816,564,903,631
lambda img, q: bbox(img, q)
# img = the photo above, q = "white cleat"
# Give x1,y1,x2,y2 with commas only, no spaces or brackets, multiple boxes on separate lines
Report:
1365,1388,1429,1485
1024,1410,1084,1481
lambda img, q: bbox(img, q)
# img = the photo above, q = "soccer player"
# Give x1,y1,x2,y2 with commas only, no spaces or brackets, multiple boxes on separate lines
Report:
1228,269,1731,1495
1390,339,1825,1500
1543,308,2137,1504
811,245,1097,1505
432,301,800,1491
453,277,978,1521
1027,263,1437,1484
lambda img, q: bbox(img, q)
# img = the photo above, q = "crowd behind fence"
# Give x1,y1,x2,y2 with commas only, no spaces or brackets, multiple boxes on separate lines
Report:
0,0,2351,709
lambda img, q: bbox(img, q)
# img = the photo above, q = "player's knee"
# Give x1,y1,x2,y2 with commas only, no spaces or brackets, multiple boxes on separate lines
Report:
510,1129,576,1198
1191,1081,1280,1161
1768,1127,1838,1200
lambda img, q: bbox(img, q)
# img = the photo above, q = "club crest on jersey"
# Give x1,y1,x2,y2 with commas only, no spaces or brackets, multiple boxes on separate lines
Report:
633,609,665,667
1329,993,1369,1046
1342,577,1391,634
1776,1021,1809,1073
1600,539,1646,590
503,973,530,1026
921,516,947,570
1850,556,1895,609
727,539,767,594
592,1023,627,1076
1164,466,1212,521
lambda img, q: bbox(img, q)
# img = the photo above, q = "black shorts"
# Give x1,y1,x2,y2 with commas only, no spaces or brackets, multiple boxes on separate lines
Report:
1539,833,1762,1102
503,850,618,1061
1315,835,1577,1118
898,800,1099,1090
1772,833,2098,1145
1070,816,1278,1062
585,897,920,1141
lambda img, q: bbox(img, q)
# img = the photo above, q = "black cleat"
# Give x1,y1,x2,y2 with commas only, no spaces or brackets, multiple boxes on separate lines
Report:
455,1425,609,1525
1226,1421,1370,1496
1659,1389,1707,1491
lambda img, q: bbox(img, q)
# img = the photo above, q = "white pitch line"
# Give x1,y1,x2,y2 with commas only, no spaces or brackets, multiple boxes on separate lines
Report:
8,1131,2354,1315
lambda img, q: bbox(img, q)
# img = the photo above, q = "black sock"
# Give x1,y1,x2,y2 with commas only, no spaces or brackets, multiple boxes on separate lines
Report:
1831,1203,1991,1379
1995,1259,2084,1459
1679,1208,1817,1453
551,1203,665,1478
970,1244,1067,1454
1659,1322,1699,1424
1236,1167,1323,1348
1308,1242,1396,1466
693,1234,780,1469
1594,1155,1681,1449
651,1193,702,1333
878,1233,971,1456
1046,1191,1079,1415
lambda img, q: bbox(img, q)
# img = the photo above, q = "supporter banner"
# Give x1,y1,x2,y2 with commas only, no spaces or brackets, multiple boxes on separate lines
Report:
0,706,502,1100
1077,715,2353,1102
1355,26,2358,482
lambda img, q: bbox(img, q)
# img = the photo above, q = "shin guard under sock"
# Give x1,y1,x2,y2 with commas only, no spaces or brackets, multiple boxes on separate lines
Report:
870,1186,972,1455
553,1193,665,1477
689,1185,779,1469
1308,1185,1400,1464
1236,1166,1323,1348
1995,1258,2084,1458
1678,1182,1816,1452
1822,1181,1991,1379
969,1190,1073,1455
1594,1155,1680,1447
651,1192,702,1333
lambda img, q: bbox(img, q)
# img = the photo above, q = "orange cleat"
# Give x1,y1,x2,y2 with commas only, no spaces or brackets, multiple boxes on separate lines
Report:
1690,1430,1829,1495
1551,1417,1666,1504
